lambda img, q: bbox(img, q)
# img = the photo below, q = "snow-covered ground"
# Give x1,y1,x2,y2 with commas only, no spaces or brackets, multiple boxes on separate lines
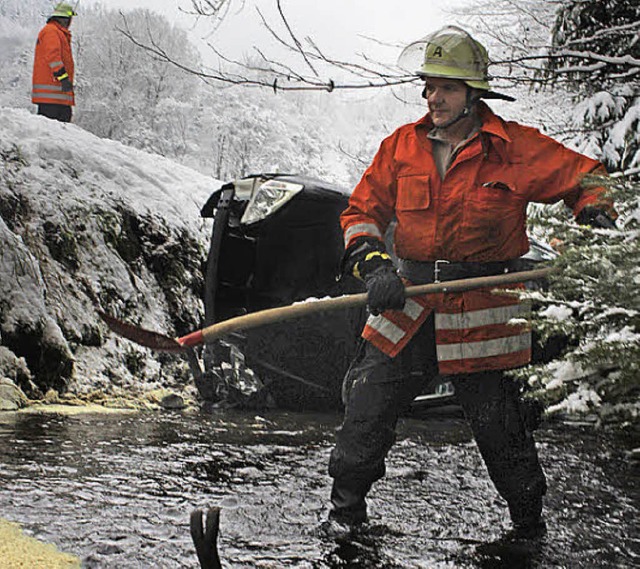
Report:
0,107,218,397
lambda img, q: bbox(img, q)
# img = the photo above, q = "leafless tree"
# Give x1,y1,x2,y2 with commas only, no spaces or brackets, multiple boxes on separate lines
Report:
117,0,416,93
115,0,639,101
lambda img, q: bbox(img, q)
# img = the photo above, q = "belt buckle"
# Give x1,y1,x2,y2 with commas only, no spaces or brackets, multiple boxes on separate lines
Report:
434,259,450,283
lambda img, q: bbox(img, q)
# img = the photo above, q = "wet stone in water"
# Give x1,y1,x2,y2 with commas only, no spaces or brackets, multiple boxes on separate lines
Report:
160,393,186,410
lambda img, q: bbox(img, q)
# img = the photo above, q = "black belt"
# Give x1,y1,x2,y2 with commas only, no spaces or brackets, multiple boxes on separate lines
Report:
398,258,534,284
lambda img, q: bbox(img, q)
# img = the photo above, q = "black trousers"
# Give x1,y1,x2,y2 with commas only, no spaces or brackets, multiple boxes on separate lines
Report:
328,314,547,526
37,103,72,123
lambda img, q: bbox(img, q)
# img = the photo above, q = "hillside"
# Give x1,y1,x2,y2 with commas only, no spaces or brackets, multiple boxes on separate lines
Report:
0,107,217,401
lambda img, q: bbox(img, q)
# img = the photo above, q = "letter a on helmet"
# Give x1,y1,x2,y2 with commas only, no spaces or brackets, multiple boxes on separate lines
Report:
51,2,78,18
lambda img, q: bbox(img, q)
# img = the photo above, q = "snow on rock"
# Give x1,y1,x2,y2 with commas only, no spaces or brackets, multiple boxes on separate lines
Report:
0,107,217,396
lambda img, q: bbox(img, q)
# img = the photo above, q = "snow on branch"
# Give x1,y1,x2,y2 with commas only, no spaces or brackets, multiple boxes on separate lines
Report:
553,49,640,69
560,21,640,48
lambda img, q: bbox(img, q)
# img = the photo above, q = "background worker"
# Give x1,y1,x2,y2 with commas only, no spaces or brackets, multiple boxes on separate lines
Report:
32,3,77,123
328,26,616,540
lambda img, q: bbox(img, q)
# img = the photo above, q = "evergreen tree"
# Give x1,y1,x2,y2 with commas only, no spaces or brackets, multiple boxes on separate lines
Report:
515,1,640,427
547,0,640,173
516,176,639,427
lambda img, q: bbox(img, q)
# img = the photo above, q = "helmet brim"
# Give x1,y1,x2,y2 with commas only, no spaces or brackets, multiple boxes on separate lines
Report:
478,90,516,102
417,69,490,91
417,72,516,102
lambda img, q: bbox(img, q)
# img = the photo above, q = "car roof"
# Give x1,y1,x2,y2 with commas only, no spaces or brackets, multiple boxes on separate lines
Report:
239,173,351,198
201,173,351,217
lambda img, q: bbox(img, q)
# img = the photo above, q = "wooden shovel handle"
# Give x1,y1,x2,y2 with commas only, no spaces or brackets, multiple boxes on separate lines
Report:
178,267,553,348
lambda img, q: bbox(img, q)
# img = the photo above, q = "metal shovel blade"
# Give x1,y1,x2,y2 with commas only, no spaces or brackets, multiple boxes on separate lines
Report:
97,311,186,353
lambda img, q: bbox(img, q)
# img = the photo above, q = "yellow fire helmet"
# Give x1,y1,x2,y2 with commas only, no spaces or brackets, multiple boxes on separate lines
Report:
398,26,514,101
51,2,78,18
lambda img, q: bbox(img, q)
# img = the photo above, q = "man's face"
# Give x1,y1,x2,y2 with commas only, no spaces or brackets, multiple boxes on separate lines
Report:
57,17,72,28
424,78,468,128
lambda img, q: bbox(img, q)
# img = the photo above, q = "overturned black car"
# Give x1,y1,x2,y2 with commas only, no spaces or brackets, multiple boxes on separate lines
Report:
195,173,557,412
197,174,364,410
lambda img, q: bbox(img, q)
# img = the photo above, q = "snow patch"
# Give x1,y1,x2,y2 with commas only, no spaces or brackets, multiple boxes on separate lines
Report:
540,304,573,321
0,107,219,394
547,383,602,415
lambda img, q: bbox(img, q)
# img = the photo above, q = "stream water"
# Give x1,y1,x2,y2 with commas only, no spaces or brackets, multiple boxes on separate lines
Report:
0,409,637,568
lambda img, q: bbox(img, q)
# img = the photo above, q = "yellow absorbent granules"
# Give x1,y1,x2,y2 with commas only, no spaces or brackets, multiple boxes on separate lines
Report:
0,518,80,568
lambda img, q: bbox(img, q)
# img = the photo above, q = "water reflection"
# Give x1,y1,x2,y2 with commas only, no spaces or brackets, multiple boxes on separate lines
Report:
0,410,637,568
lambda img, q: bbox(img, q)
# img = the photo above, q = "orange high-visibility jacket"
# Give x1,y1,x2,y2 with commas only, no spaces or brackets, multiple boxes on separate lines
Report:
342,102,613,374
32,21,75,106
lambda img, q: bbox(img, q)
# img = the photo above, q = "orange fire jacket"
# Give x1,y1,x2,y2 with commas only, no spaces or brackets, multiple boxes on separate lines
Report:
32,21,75,106
342,102,613,374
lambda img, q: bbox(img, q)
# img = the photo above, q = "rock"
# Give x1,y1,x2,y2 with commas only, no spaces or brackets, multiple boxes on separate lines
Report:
160,393,186,410
1,109,212,399
0,378,28,411
44,389,60,404
0,347,31,385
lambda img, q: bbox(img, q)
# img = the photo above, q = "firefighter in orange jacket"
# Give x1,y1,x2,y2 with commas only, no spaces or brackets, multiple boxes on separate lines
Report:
32,3,77,123
327,26,616,538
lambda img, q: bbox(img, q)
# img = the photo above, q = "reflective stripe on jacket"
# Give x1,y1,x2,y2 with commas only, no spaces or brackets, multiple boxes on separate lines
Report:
362,283,531,374
343,102,613,373
32,21,75,106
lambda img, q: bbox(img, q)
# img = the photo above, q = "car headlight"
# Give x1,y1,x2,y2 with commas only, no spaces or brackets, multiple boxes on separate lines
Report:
240,179,304,225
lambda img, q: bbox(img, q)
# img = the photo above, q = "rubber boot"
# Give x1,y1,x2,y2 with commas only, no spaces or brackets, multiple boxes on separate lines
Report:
477,501,546,560
328,479,369,525
508,485,545,535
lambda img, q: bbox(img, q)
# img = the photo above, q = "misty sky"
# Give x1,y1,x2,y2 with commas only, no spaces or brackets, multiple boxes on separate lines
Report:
83,0,464,67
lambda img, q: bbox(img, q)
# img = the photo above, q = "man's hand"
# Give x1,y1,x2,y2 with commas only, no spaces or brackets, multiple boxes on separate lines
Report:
59,78,73,92
342,235,405,314
363,265,405,316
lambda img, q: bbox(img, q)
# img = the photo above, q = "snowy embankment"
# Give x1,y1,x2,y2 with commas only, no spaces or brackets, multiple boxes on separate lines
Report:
0,107,217,401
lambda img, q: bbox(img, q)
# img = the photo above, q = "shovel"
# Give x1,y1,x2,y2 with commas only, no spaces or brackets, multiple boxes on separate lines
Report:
98,267,552,353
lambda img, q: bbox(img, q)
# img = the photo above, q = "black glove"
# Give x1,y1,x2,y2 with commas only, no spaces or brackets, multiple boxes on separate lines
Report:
341,236,384,278
59,77,73,92
576,206,616,229
363,265,405,315
342,235,405,314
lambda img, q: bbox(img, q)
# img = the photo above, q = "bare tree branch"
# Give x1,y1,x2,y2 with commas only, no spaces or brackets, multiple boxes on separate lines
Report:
552,49,640,69
115,0,638,98
337,141,370,167
113,0,420,93
117,13,416,92
275,0,319,78
178,0,237,38
490,49,640,81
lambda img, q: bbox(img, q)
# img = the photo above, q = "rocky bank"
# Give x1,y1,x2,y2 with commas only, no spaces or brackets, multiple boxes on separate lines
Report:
0,108,216,403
